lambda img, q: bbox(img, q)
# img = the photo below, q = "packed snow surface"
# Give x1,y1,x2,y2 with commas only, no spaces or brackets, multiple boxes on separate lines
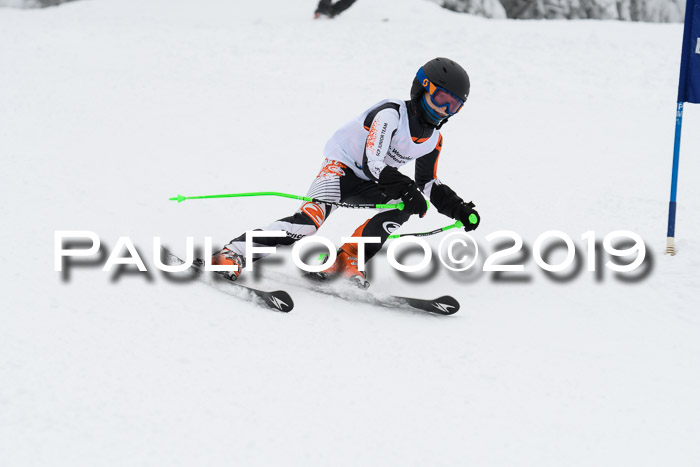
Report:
1,0,699,465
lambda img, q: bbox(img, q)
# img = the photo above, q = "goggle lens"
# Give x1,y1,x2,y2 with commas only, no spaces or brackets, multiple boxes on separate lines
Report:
431,88,463,114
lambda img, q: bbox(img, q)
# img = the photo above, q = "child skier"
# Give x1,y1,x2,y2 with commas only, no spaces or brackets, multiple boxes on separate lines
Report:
213,57,480,288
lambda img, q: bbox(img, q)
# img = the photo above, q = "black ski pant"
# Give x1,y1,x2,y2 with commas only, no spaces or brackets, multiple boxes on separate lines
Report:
224,159,411,263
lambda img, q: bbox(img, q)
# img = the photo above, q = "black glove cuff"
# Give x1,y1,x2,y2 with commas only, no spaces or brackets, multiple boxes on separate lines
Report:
429,183,464,219
378,167,414,200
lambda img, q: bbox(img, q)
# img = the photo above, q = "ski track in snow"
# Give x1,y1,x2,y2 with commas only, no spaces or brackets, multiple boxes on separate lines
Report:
1,0,699,465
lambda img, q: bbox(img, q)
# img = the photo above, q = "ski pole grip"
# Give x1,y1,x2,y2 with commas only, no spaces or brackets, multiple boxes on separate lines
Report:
374,201,430,211
375,202,405,210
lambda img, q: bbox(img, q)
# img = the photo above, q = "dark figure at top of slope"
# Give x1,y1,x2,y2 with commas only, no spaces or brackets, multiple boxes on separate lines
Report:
314,0,357,19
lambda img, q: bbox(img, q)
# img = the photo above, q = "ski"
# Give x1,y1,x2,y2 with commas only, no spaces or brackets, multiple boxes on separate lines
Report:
393,294,460,315
307,278,459,315
162,249,294,313
266,271,459,315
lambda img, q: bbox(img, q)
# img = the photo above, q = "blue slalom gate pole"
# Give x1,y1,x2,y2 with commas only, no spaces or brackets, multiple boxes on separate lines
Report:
668,0,700,255
666,101,684,255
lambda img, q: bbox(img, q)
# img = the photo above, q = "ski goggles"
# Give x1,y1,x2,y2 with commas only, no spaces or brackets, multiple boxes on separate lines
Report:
416,67,465,115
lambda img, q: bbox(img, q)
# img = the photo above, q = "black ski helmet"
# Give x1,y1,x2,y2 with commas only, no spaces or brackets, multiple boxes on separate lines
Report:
410,57,470,128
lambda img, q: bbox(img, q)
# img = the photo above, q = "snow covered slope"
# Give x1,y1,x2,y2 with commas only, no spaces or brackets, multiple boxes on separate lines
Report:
1,0,699,465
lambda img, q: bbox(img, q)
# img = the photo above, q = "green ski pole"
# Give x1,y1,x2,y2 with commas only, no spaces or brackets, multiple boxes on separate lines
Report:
388,220,464,239
169,191,408,211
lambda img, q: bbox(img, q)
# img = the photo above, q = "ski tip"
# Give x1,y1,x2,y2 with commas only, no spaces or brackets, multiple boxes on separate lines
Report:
431,296,460,315
265,291,294,313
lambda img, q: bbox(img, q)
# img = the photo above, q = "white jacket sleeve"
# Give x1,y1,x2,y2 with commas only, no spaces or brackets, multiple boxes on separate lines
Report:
362,107,400,181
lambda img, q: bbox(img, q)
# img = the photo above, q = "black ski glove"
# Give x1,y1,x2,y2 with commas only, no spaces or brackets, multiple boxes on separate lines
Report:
378,167,427,217
400,184,428,217
430,183,480,231
457,201,480,232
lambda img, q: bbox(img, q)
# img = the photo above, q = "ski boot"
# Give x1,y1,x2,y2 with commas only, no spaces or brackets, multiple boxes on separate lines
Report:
211,248,246,281
311,244,370,289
